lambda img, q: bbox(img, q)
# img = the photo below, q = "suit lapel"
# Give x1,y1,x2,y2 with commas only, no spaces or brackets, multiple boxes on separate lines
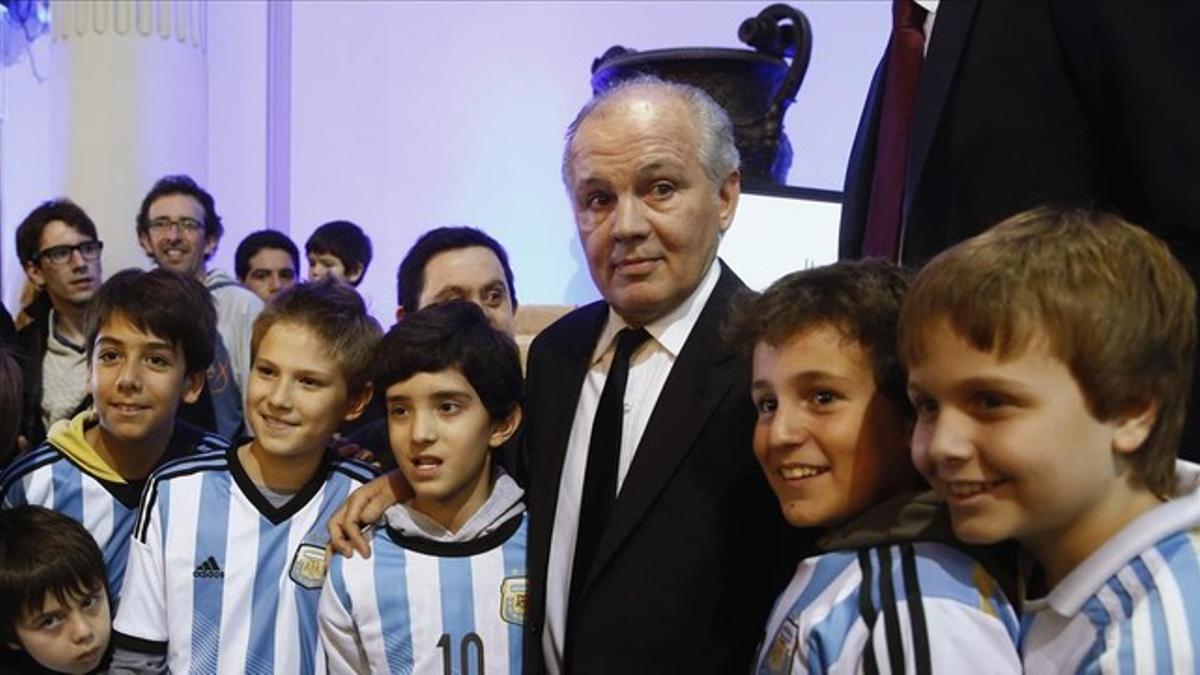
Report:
526,302,606,599
581,264,747,594
903,0,979,226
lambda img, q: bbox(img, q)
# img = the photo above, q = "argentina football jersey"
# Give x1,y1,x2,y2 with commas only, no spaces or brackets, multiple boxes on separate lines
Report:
755,542,1021,674
112,445,377,674
1021,462,1200,674
320,474,528,675
0,413,226,602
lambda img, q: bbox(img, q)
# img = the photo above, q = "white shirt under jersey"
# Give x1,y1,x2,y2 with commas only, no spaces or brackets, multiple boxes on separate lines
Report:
541,259,720,674
320,474,528,675
1022,461,1200,674
112,447,377,674
755,542,1020,674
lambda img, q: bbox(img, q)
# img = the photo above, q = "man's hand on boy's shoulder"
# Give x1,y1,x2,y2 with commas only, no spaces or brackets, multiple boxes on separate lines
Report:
327,469,412,559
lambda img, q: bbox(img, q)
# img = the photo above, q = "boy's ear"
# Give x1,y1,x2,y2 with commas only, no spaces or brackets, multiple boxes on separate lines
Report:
394,305,407,324
489,404,523,448
181,370,206,405
1112,400,1159,454
342,383,374,423
346,264,365,285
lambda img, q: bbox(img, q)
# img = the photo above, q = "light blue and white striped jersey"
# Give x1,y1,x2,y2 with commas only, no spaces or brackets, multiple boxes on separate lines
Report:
111,445,377,675
0,414,226,601
320,511,528,674
1022,461,1200,674
754,541,1021,674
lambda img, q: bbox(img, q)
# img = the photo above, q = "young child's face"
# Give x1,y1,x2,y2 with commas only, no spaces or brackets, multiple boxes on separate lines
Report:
11,586,110,674
386,368,516,528
90,314,204,447
906,319,1147,558
751,323,912,528
247,322,363,460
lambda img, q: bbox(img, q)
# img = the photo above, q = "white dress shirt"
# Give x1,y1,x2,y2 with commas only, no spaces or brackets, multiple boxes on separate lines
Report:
541,260,722,675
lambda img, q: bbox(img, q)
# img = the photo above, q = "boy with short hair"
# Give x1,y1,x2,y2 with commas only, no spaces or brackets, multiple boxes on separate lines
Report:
0,269,226,602
111,280,381,674
318,300,526,674
0,505,112,674
899,207,1200,671
306,220,372,287
730,260,1020,673
235,229,300,302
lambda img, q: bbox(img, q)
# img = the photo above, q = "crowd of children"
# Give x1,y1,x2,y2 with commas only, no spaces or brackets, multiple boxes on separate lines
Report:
0,203,1196,674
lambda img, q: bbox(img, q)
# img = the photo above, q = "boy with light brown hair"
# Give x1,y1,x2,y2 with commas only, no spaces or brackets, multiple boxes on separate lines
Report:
900,206,1198,671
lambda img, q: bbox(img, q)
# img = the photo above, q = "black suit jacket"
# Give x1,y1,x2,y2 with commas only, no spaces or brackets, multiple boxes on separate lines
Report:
841,0,1200,453
521,262,789,674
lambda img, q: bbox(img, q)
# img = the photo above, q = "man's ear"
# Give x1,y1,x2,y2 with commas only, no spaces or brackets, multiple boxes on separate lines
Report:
23,260,45,290
203,233,218,260
343,382,374,422
489,404,523,448
1112,400,1159,454
138,231,155,257
716,169,741,235
394,305,407,324
181,370,207,405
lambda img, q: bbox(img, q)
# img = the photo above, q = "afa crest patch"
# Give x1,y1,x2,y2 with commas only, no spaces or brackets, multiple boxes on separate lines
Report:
499,577,527,625
289,543,327,590
765,618,798,673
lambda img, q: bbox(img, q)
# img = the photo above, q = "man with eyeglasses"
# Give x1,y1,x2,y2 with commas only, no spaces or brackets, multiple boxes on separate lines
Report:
136,175,263,439
13,199,104,448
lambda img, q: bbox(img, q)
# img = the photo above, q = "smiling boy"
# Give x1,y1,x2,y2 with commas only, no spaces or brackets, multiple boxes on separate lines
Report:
110,281,380,674
730,260,1020,673
900,207,1200,671
0,269,226,603
319,301,526,674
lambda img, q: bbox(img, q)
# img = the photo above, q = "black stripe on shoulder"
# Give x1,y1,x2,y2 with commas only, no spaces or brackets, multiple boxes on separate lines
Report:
111,630,168,655
877,546,906,674
900,543,932,675
197,433,231,452
0,447,61,495
386,511,524,557
330,457,380,483
857,549,880,675
135,455,229,542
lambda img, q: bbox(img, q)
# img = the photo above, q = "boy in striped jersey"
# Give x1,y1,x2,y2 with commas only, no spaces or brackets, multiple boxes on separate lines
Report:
318,300,526,674
900,207,1200,673
731,260,1021,674
110,281,381,674
0,269,226,603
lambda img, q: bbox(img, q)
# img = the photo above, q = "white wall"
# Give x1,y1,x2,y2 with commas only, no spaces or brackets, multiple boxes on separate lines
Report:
2,0,888,321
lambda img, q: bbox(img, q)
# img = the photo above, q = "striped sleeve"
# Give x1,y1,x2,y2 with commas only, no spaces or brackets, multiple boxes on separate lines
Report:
319,555,370,675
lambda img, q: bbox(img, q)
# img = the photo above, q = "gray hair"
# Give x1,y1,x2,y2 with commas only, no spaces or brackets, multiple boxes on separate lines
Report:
561,75,740,188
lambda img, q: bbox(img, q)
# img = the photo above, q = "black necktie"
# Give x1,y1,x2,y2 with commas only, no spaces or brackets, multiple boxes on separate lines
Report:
569,327,651,611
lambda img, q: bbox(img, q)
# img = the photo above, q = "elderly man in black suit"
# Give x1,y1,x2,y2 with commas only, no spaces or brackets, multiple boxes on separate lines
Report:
523,76,785,674
329,77,788,674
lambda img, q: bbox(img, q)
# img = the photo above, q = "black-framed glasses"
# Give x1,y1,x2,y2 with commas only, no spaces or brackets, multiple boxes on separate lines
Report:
148,217,204,235
37,240,103,265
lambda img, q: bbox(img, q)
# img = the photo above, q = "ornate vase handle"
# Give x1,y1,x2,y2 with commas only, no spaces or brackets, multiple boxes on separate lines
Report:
738,3,813,124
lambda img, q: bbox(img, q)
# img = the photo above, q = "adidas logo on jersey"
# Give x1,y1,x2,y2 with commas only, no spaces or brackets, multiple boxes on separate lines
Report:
193,556,225,579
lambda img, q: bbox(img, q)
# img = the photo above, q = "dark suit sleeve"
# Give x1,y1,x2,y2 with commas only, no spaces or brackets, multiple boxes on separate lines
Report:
1050,1,1200,269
